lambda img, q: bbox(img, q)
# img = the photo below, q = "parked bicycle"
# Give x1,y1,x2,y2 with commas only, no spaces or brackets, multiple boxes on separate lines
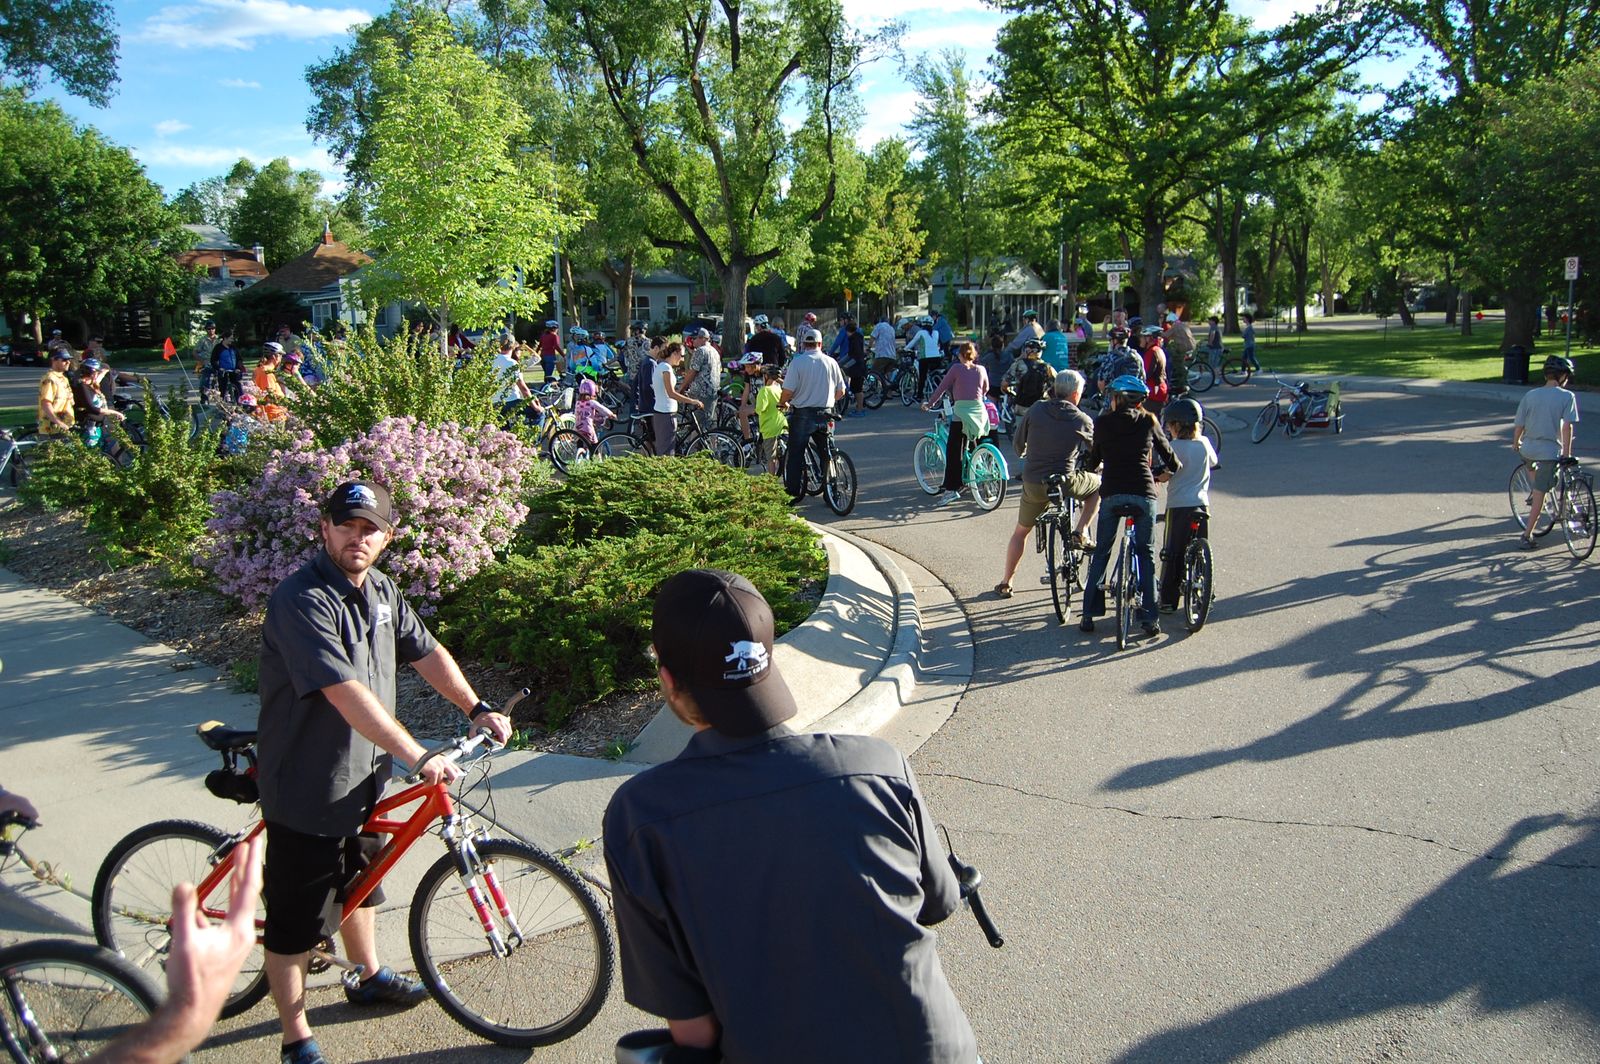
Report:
1249,376,1344,443
0,427,39,488
1035,474,1086,624
91,694,616,1048
1509,456,1596,560
913,400,1009,512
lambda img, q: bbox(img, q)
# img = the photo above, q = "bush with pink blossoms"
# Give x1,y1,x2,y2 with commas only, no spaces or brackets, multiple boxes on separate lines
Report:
202,416,546,612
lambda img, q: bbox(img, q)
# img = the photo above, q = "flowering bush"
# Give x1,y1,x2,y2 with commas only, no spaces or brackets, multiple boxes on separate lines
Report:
203,416,545,611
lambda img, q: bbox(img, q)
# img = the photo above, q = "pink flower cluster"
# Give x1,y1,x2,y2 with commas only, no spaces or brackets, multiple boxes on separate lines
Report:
202,416,534,613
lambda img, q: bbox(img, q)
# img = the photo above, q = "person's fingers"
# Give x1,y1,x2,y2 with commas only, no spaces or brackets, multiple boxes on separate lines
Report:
229,835,264,929
171,880,202,939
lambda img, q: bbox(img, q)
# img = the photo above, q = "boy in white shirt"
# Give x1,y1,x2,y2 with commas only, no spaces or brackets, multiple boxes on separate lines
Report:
1156,397,1219,612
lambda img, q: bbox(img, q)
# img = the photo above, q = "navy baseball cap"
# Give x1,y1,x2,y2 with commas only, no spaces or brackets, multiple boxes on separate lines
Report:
651,569,797,737
323,481,394,532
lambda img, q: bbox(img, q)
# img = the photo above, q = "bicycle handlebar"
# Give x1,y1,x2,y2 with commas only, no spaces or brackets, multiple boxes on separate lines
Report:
946,850,1005,948
405,688,529,782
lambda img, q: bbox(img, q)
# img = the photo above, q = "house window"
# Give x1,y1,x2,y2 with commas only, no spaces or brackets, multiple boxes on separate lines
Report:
371,305,389,329
311,300,339,329
666,294,679,317
902,288,919,307
631,294,651,320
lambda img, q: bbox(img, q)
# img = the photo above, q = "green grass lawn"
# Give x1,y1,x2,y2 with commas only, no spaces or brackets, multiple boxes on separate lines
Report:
1249,318,1600,387
0,407,32,429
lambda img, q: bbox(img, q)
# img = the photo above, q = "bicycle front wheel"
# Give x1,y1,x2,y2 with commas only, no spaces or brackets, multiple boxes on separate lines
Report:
823,449,858,516
1201,417,1222,458
913,435,945,495
409,839,615,1048
863,374,886,409
1188,361,1216,393
548,428,589,474
898,371,918,406
1184,537,1214,631
684,429,744,468
1560,475,1597,560
596,431,641,459
1249,400,1278,444
1047,520,1074,624
1115,542,1132,651
0,939,161,1063
968,444,1008,511
1508,462,1556,536
91,819,269,1019
1221,358,1251,386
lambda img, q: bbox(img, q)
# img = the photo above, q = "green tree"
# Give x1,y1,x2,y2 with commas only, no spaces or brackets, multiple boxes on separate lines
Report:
228,158,326,268
808,139,927,317
170,159,256,229
361,14,578,354
0,91,189,337
0,0,118,105
546,0,892,335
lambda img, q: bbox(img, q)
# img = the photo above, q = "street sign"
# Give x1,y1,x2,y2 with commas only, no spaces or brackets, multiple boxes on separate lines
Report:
1565,256,1580,280
1096,259,1133,274
1105,272,1121,292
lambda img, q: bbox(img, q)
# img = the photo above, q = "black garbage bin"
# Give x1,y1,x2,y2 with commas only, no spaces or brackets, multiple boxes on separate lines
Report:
1502,344,1530,385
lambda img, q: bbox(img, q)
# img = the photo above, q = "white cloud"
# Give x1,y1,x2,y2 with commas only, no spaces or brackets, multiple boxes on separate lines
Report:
1229,0,1321,30
855,89,921,149
899,20,1001,53
136,0,371,51
139,142,340,181
841,0,987,26
220,78,262,89
154,119,191,136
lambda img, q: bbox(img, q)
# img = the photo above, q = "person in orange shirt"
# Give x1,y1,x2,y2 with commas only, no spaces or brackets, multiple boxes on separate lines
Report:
254,343,290,422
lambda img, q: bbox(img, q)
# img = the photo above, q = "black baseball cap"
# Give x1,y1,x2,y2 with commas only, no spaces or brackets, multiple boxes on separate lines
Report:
323,481,394,532
651,569,797,736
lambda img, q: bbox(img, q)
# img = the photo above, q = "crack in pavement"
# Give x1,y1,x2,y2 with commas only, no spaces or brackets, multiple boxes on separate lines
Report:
922,771,1600,871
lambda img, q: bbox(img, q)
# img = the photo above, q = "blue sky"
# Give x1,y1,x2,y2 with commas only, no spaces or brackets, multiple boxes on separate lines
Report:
45,0,1409,201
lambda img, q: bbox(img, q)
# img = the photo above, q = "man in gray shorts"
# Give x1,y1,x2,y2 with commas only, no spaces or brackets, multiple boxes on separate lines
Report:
1512,354,1580,549
995,369,1101,597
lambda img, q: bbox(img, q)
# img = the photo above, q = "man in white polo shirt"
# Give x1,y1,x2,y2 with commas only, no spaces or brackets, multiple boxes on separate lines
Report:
778,328,845,502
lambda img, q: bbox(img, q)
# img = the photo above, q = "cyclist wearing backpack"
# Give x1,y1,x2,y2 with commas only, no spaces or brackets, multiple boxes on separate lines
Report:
1096,327,1143,400
1001,338,1056,418
1138,325,1169,415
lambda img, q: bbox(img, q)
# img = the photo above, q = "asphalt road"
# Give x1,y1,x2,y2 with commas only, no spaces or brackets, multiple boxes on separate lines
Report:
11,373,1600,1063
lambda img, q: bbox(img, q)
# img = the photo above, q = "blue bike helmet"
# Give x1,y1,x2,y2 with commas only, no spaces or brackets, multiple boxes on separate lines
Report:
1110,374,1149,401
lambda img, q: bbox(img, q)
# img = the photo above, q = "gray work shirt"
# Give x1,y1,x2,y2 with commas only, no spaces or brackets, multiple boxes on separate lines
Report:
781,348,845,409
257,549,438,836
603,725,978,1064
1014,399,1094,486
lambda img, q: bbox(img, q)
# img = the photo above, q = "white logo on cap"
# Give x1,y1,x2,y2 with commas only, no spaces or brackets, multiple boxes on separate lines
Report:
723,640,769,680
346,485,377,508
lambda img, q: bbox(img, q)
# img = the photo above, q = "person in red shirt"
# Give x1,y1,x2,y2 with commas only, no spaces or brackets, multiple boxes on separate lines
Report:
536,321,563,382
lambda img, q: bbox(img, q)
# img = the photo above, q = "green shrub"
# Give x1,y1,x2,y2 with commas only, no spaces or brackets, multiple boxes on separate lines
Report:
286,326,513,447
19,385,233,564
439,455,826,727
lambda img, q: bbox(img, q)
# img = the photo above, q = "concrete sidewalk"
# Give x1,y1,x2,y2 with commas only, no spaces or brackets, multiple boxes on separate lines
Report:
0,526,968,976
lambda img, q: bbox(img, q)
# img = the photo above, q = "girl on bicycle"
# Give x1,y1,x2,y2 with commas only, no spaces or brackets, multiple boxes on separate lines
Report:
651,342,703,456
573,378,617,447
1079,375,1179,638
1155,397,1218,613
922,340,992,506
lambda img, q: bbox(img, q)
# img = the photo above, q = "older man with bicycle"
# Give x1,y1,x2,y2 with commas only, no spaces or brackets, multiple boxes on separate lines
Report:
256,482,511,1064
779,328,846,502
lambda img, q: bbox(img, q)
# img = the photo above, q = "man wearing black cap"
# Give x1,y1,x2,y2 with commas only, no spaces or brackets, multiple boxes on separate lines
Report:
255,482,513,1064
603,569,979,1064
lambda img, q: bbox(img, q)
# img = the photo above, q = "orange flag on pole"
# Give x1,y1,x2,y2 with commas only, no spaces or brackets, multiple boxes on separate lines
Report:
162,337,176,361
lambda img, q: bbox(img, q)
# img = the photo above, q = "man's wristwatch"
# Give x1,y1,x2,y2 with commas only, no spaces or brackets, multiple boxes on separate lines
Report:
469,700,494,721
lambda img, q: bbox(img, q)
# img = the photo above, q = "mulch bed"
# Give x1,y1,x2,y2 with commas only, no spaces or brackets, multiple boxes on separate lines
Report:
0,496,657,758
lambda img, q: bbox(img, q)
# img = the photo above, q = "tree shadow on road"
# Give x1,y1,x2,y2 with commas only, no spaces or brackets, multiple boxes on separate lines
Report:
1101,517,1600,794
1111,813,1600,1063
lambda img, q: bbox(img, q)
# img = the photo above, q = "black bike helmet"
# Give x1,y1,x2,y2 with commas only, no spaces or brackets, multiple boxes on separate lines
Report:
1544,354,1575,379
1164,396,1202,426
1022,338,1045,353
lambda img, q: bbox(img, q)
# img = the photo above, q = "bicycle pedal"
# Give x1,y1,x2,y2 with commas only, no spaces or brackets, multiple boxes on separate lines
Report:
340,966,366,991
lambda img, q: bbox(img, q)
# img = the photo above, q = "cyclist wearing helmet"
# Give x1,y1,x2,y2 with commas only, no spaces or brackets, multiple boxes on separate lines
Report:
491,337,534,415
923,340,992,506
1003,308,1045,362
621,321,652,382
1041,319,1071,372
1080,374,1179,638
1512,354,1580,549
1138,325,1169,411
930,306,955,353
590,328,616,368
537,320,563,382
1000,337,1056,416
1156,397,1218,612
744,314,786,365
1097,327,1143,399
910,315,943,399
573,377,617,446
680,326,722,413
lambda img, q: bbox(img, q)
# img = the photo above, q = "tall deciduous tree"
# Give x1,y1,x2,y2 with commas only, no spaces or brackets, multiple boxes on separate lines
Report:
0,0,119,105
361,15,578,354
229,158,327,268
545,0,891,335
0,91,188,337
991,0,1375,316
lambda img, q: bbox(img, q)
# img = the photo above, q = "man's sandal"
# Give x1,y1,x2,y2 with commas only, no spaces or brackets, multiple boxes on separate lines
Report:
993,582,1013,599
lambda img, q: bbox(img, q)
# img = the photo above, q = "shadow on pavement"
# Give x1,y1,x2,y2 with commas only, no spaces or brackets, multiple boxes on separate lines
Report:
1111,813,1600,1063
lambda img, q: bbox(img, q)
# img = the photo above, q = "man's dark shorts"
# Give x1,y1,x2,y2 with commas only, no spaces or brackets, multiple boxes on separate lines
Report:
263,821,386,954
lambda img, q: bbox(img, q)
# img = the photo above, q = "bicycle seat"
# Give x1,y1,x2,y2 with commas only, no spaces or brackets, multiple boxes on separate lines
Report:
1558,456,1580,466
1046,472,1070,489
1109,503,1144,518
197,720,257,751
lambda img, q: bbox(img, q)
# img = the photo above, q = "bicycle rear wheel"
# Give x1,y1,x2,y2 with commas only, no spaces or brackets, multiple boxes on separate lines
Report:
1046,520,1074,624
823,448,857,516
548,428,590,474
913,435,945,495
1249,400,1278,444
1559,474,1597,560
1115,540,1132,651
863,374,886,409
0,939,161,1063
1183,537,1214,631
968,444,1008,511
409,839,614,1048
1220,359,1251,386
1188,360,1216,393
91,819,269,1019
1508,462,1557,537
898,371,917,406
596,430,641,459
684,429,743,468
1201,417,1222,458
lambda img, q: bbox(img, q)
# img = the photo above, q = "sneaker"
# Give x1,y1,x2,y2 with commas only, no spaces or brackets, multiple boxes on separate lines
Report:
1140,621,1162,638
344,966,427,1008
1078,618,1095,634
1159,603,1178,614
282,1039,328,1064
937,490,963,506
1519,535,1536,551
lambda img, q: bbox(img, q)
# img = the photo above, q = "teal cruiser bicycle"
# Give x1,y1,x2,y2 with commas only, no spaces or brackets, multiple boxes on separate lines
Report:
913,399,1009,512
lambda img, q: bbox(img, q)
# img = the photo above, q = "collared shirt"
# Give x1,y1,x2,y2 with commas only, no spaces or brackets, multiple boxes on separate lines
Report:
870,321,897,360
603,725,978,1064
684,342,722,407
37,370,73,434
781,347,844,408
257,550,438,836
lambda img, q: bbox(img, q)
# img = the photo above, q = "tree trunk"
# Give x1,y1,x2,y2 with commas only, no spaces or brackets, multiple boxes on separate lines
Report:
1316,235,1335,321
562,257,581,327
1286,217,1312,333
721,261,752,351
602,253,636,333
1502,285,1539,353
437,301,451,360
1139,214,1165,321
1066,243,1079,323
1459,289,1472,335
1219,198,1243,334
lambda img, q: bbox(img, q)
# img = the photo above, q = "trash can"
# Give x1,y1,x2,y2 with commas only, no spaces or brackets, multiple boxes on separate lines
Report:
1502,344,1530,385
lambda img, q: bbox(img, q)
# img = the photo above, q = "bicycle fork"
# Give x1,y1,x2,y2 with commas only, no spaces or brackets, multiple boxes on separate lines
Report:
441,818,525,958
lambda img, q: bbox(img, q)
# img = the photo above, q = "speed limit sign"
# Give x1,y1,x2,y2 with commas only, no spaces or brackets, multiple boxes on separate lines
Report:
1565,256,1580,280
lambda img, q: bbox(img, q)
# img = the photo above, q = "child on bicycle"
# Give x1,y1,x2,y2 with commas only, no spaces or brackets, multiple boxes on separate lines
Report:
1512,354,1580,549
1156,397,1218,612
573,378,617,447
754,365,786,474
